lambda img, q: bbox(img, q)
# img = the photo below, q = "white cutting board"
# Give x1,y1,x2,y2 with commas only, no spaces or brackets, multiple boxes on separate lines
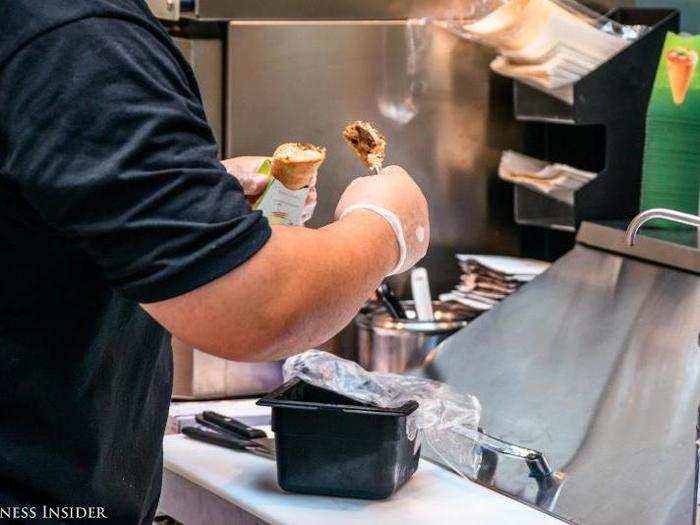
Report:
162,403,565,525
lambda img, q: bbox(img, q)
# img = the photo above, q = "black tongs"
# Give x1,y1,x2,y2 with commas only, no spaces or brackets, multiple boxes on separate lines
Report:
182,411,275,460
376,282,407,319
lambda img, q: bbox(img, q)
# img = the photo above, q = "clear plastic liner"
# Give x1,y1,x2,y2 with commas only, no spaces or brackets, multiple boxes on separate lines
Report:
283,350,483,478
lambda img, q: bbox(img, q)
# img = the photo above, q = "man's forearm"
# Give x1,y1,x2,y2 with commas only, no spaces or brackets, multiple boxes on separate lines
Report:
142,210,397,361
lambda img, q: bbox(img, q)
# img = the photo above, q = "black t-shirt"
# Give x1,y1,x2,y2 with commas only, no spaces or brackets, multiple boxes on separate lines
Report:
0,1,271,523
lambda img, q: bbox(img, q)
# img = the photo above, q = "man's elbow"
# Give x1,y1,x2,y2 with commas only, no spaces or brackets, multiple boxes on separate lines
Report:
171,302,318,362
201,320,305,363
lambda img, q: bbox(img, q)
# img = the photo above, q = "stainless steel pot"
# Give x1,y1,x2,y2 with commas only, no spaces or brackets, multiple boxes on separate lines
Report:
356,301,472,373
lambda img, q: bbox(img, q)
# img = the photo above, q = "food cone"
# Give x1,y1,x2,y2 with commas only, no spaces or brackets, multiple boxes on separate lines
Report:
270,143,325,190
667,47,698,105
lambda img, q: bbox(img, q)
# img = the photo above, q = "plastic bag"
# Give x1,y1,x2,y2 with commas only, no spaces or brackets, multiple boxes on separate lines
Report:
283,350,482,478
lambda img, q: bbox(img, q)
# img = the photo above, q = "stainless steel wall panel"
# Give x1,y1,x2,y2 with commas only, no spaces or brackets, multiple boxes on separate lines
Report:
173,37,224,155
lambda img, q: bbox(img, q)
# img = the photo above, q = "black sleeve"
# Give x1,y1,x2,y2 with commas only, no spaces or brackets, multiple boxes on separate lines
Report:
0,17,271,303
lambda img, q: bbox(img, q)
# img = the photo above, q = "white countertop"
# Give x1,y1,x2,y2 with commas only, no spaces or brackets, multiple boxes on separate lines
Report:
162,400,564,525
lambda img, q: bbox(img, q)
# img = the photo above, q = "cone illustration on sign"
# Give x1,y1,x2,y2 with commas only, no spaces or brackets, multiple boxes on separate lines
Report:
666,47,698,105
642,33,700,226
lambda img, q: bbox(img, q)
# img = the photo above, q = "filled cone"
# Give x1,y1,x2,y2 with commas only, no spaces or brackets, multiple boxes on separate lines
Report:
270,143,326,190
667,47,698,105
342,121,386,168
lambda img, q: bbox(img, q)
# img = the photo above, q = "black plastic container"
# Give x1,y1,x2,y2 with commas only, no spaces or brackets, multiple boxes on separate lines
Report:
257,378,420,499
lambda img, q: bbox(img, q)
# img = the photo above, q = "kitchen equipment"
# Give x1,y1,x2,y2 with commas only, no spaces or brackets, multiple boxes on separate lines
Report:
356,300,473,373
200,410,267,439
194,413,276,451
434,0,635,94
257,378,420,499
498,149,596,206
375,282,407,320
626,208,700,245
171,337,283,399
410,267,435,320
182,425,275,460
415,220,700,524
509,8,679,254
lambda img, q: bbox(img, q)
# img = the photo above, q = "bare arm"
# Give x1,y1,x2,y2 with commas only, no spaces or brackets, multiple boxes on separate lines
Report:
141,210,396,362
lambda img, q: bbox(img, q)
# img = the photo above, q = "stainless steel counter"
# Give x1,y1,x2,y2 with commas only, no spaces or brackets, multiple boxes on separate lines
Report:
415,222,700,524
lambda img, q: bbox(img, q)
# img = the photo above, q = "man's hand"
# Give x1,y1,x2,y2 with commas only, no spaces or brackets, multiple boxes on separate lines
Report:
335,166,429,274
221,156,318,222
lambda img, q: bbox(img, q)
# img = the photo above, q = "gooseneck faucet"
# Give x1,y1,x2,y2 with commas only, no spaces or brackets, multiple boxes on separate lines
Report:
625,208,700,246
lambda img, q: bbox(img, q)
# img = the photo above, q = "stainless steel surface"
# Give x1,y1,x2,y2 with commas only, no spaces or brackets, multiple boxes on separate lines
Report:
626,208,700,246
171,338,283,399
172,36,224,155
578,220,700,274
356,300,470,373
226,20,521,294
415,242,700,524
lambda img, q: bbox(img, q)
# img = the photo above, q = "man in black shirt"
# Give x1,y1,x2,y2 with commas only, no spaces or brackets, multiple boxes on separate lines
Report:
0,1,429,523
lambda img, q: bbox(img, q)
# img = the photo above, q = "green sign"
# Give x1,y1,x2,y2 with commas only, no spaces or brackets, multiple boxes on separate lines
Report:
641,32,700,223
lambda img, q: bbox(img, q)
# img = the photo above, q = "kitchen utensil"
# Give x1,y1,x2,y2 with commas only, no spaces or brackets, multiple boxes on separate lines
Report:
257,378,420,499
356,300,473,373
410,267,434,321
194,414,275,452
376,282,407,320
201,411,267,440
182,425,275,460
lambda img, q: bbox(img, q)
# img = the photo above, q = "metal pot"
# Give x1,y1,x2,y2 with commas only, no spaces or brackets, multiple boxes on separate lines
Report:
356,301,471,373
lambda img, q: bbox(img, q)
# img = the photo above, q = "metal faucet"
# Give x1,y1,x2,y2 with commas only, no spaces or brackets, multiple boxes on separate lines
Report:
625,208,700,246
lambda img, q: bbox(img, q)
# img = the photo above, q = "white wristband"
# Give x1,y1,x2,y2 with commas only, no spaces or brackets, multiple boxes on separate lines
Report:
340,204,407,276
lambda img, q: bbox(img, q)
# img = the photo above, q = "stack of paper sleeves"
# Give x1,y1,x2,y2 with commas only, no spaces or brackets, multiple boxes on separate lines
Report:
440,255,550,312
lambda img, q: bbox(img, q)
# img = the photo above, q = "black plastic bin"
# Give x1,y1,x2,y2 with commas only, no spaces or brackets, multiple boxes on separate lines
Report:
257,378,421,499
